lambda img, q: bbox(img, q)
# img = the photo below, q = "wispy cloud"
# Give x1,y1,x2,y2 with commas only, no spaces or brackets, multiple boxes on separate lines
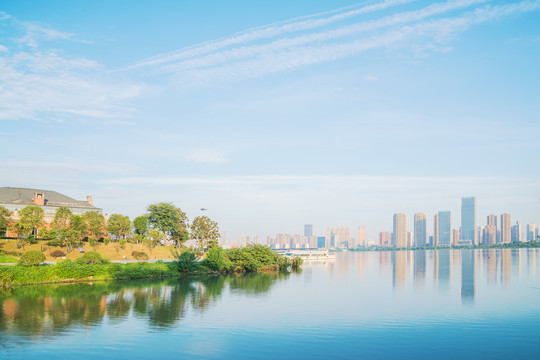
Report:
123,0,540,87
124,0,415,70
0,14,144,121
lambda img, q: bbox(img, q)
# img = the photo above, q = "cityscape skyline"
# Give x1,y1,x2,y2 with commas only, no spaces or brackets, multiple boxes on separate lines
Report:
223,196,539,249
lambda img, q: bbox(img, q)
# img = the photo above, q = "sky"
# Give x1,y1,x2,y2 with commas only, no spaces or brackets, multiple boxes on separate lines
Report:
1,0,539,242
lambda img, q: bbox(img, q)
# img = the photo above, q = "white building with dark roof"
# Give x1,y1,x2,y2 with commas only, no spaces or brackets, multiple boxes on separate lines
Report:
0,187,102,236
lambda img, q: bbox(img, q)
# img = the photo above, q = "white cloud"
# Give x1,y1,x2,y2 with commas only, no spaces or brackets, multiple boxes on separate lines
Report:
125,0,539,87
124,0,415,70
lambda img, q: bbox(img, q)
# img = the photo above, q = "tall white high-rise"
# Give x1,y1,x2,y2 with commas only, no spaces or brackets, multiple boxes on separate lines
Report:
500,213,511,244
393,213,407,248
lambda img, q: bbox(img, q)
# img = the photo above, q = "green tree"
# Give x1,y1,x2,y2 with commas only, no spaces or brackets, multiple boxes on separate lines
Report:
146,203,188,242
10,206,45,248
82,211,106,239
133,215,148,236
69,215,87,244
191,215,220,251
0,206,11,237
146,229,164,254
107,214,131,241
51,206,72,228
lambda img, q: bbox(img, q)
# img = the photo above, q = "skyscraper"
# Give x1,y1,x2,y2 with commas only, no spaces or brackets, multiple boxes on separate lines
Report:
304,224,313,237
500,213,511,244
461,197,477,245
452,228,460,246
357,226,367,248
438,211,452,246
511,221,522,243
487,214,497,227
433,213,439,247
393,213,407,248
414,213,427,247
527,224,538,241
379,231,390,247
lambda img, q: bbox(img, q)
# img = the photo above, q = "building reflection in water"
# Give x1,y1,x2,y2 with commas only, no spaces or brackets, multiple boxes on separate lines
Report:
414,251,426,291
392,251,408,291
461,250,475,305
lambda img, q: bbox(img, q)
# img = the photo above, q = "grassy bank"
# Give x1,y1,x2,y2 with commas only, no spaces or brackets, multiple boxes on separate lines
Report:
0,245,302,286
0,238,176,262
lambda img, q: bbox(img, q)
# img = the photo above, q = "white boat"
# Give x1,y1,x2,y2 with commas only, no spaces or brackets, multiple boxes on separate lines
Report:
277,249,336,261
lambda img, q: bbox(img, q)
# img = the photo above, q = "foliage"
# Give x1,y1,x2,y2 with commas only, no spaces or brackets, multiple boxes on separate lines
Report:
77,251,103,265
191,215,220,251
107,214,131,240
170,208,189,244
146,202,182,236
172,248,203,273
0,205,11,236
88,237,100,251
204,246,233,272
19,250,46,266
132,251,149,261
82,211,106,239
133,216,148,236
10,206,45,240
50,249,66,258
52,206,72,228
225,244,291,272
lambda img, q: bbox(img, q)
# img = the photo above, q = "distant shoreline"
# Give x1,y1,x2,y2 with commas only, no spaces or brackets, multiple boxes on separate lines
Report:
346,241,540,252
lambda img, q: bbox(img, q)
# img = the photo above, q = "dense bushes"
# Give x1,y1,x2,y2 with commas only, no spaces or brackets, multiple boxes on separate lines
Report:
132,251,149,261
19,250,46,266
0,259,178,286
77,251,103,264
50,249,66,258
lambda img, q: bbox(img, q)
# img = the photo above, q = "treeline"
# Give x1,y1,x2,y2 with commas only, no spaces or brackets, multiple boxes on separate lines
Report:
0,202,219,254
0,244,303,286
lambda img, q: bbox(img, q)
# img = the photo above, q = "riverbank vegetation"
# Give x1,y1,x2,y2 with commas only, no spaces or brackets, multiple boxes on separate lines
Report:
0,245,302,286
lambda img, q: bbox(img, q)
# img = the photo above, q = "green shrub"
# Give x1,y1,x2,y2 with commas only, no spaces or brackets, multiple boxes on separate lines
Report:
205,246,233,272
132,251,149,261
19,250,46,266
173,249,200,272
77,251,103,264
50,249,66,258
291,256,303,269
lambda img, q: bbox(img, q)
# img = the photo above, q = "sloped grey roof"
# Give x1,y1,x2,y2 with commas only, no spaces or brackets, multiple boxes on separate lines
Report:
0,187,99,209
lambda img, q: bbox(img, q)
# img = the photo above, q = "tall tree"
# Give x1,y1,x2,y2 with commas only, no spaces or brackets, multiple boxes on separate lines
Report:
146,202,181,237
82,211,106,240
51,206,72,228
0,206,11,237
191,216,220,251
107,214,131,241
133,215,148,236
171,208,190,245
10,206,44,238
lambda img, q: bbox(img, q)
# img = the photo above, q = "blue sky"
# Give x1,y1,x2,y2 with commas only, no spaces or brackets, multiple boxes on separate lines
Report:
1,0,539,241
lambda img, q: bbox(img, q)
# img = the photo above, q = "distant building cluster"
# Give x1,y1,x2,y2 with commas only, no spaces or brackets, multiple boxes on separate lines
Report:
224,195,538,249
381,197,538,249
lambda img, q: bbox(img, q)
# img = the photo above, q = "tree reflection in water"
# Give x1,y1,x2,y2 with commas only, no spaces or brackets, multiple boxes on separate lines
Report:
0,271,294,339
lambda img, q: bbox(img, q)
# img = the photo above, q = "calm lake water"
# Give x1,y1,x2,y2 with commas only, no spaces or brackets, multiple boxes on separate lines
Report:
1,249,539,359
